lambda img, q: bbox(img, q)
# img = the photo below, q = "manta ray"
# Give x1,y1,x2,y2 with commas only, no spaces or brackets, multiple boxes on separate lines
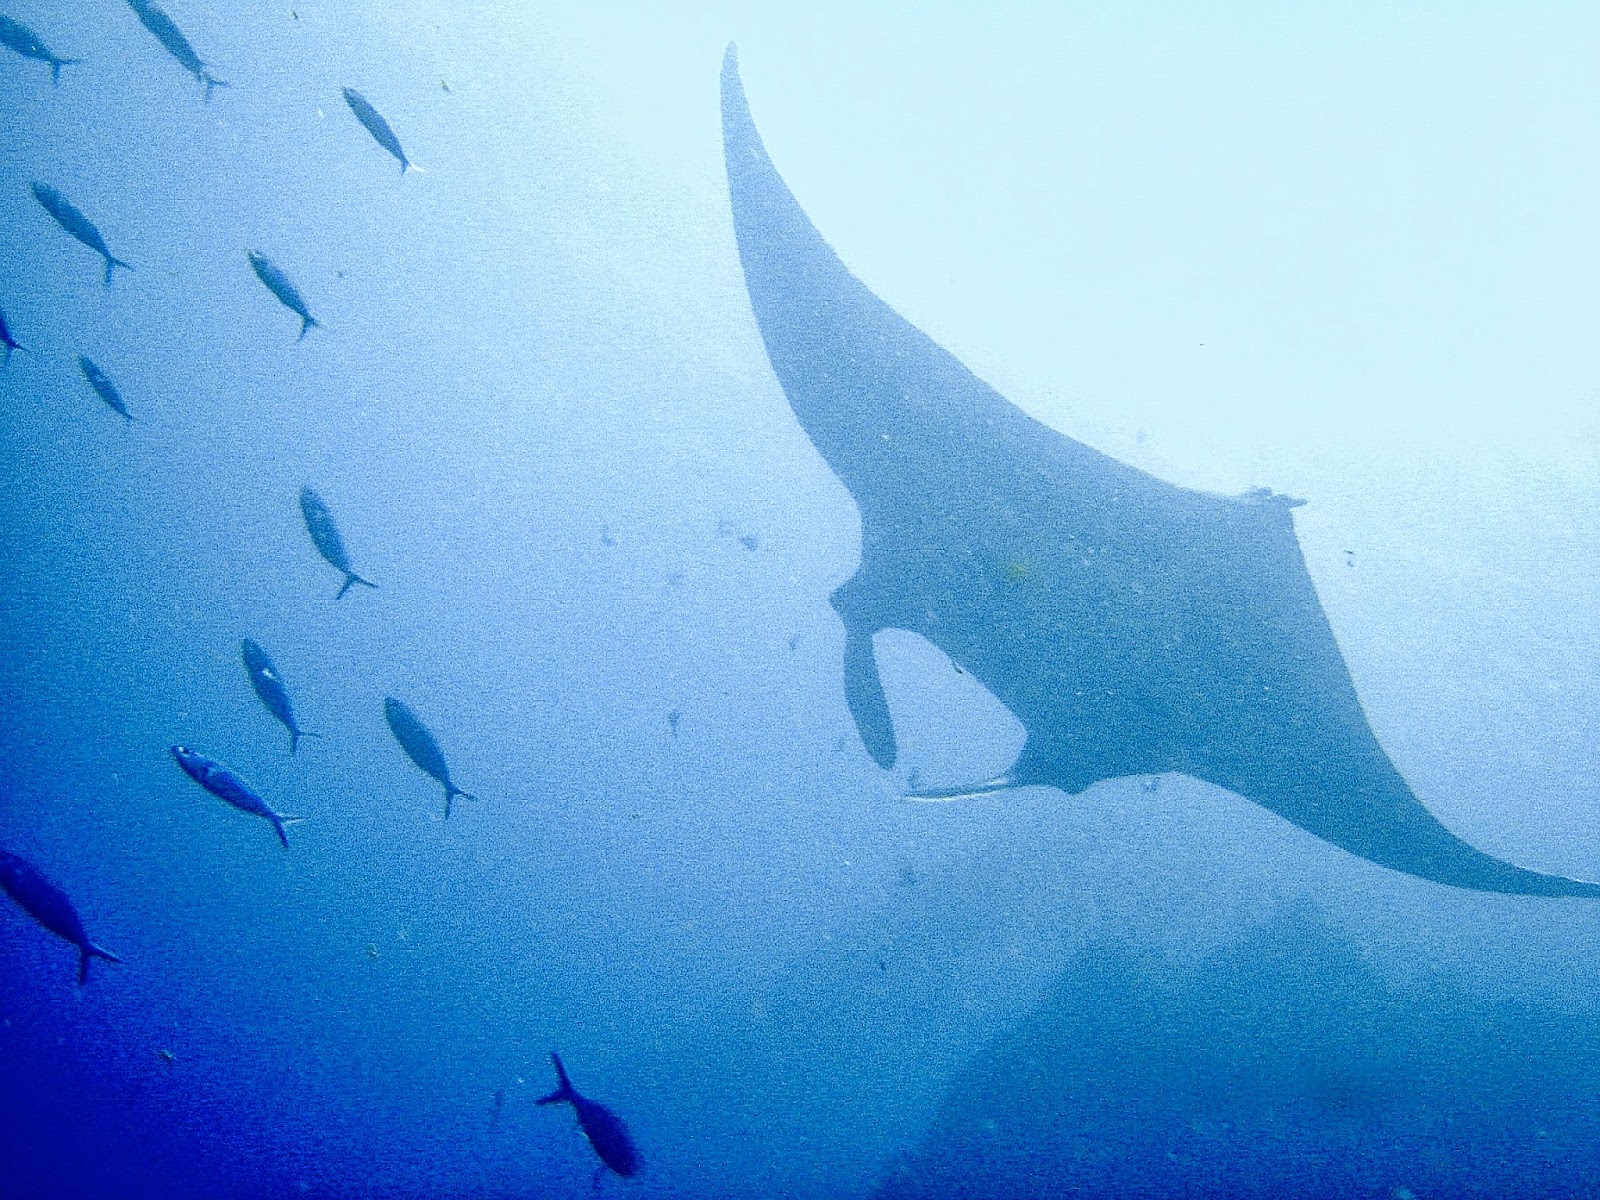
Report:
719,47,1598,899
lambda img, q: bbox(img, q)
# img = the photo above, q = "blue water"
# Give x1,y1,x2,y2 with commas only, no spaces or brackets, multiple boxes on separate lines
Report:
4,5,1600,1197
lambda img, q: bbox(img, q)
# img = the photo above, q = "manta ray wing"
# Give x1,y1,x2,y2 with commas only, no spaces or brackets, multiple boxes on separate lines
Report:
720,46,1599,899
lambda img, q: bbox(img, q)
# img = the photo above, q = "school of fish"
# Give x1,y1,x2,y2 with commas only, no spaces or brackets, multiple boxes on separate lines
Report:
0,5,640,1184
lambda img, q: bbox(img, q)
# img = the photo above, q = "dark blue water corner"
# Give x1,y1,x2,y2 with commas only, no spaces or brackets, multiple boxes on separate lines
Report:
3,5,1600,1200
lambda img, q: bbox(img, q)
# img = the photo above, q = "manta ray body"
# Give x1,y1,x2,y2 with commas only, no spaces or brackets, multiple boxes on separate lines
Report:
719,48,1598,899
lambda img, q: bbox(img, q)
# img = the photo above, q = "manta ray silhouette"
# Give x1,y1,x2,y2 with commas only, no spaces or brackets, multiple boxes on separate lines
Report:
720,47,1598,899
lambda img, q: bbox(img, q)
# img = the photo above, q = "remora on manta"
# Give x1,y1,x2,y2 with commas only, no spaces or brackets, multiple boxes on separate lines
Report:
719,47,1600,900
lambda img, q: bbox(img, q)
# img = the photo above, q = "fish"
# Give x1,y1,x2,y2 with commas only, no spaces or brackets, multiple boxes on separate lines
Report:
0,850,122,984
383,697,476,819
78,356,133,422
241,639,319,753
298,486,375,599
536,1052,641,1178
0,304,26,365
125,0,226,100
31,183,133,287
248,251,320,339
0,14,80,85
170,745,299,848
342,87,409,173
719,47,1600,900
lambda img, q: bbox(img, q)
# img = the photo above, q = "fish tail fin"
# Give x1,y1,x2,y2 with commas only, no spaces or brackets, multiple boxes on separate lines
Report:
2,343,21,366
202,73,229,102
79,942,121,984
103,255,133,287
298,314,320,340
902,774,1016,803
335,572,375,600
445,786,476,820
52,58,82,85
536,1052,576,1105
271,816,300,848
289,729,322,754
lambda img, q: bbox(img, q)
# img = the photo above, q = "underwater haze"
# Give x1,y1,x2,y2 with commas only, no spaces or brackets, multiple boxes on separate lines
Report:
3,3,1600,1197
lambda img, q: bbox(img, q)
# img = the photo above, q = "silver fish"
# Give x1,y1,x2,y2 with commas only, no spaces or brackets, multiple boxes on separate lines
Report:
248,251,320,339
241,639,319,753
384,697,476,819
125,0,225,100
0,850,121,984
32,183,133,286
0,14,80,85
78,356,133,422
298,487,375,599
342,87,409,173
171,745,299,848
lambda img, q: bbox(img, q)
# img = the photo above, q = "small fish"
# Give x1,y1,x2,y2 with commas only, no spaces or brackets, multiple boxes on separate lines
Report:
125,0,226,100
384,697,476,819
536,1052,641,1178
0,850,122,984
157,1047,176,1064
666,709,681,735
342,87,409,173
248,251,320,339
78,356,133,422
0,15,80,84
0,305,27,365
241,639,319,753
32,183,133,286
170,745,300,848
298,487,375,598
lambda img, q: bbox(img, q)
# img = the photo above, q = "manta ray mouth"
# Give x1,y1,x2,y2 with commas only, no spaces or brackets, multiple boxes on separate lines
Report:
719,44,1600,900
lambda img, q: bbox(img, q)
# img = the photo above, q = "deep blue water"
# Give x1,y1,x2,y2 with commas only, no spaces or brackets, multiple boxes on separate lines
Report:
4,5,1600,1198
